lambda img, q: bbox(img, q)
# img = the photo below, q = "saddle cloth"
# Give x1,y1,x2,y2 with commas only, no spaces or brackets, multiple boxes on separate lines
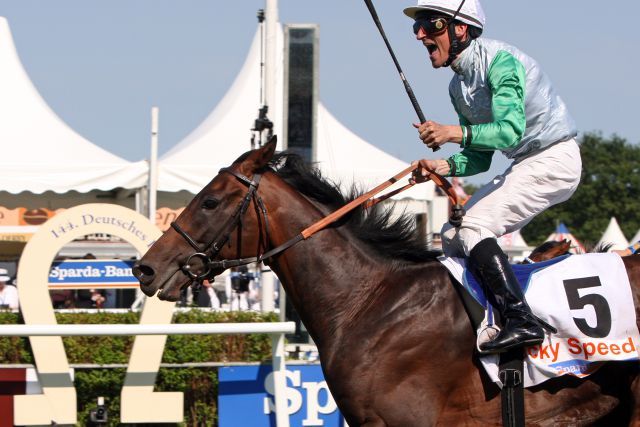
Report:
439,252,640,387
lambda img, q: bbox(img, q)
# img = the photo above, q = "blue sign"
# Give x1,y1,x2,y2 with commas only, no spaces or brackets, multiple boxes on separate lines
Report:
48,259,138,289
219,364,345,427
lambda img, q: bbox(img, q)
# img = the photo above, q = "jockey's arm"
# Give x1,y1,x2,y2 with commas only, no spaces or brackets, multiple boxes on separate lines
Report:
446,51,527,176
447,149,494,177
461,51,527,150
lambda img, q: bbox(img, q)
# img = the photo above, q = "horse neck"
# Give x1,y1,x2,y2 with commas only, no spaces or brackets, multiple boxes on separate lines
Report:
259,176,395,345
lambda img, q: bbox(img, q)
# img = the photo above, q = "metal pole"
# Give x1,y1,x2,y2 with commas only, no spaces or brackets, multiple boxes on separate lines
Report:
148,107,159,223
271,332,290,427
261,268,276,313
264,0,278,124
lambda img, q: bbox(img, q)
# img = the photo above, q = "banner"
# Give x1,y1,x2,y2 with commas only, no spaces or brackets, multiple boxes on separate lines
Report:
155,207,184,232
0,206,184,233
0,207,62,226
48,259,138,289
219,364,345,427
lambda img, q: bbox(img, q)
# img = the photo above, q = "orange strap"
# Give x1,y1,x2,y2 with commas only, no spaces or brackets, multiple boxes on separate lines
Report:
426,169,460,207
300,165,459,240
363,168,460,209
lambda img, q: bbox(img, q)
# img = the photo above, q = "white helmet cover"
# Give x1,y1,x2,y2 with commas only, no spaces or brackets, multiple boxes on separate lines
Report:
404,0,485,29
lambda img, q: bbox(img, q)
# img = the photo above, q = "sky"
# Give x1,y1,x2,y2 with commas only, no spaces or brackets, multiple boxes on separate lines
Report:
0,1,638,185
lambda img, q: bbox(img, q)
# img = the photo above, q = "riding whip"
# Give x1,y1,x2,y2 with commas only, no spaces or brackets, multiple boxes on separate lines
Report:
362,0,440,152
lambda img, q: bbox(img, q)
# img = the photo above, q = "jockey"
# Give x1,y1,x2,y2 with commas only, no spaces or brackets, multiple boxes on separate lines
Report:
405,0,582,354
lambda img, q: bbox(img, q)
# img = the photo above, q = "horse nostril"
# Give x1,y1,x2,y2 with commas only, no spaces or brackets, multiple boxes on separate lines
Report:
132,264,156,285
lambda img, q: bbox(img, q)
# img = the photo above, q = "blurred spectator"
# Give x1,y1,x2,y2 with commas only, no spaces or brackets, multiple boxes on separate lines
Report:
199,280,220,309
210,273,229,306
0,268,18,310
614,241,640,257
74,290,94,308
90,289,106,309
230,266,257,310
50,290,74,309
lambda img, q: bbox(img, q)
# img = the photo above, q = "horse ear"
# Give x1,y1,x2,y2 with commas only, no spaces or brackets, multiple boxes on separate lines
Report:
251,136,277,170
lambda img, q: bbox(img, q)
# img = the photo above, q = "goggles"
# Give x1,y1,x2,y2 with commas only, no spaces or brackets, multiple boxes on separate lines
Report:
412,16,449,36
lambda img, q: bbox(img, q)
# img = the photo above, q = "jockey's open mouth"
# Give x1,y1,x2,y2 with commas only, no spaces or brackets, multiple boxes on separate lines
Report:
424,41,438,54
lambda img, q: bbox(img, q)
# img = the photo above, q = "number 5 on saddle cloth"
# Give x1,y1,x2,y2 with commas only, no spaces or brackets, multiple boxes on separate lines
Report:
439,252,640,387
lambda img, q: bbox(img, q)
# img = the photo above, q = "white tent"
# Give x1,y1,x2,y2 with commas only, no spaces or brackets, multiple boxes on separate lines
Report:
597,217,629,251
630,228,640,246
315,105,434,200
158,23,435,202
159,27,284,193
498,229,533,261
0,17,146,194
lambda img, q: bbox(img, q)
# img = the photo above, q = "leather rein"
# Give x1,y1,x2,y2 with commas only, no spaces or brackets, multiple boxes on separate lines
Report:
170,165,465,283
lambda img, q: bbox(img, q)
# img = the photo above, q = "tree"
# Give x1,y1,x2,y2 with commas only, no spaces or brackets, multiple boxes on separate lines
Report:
521,133,640,246
463,182,480,196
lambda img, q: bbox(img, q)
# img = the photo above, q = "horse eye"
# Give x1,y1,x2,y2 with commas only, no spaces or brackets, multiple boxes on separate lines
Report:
201,197,219,210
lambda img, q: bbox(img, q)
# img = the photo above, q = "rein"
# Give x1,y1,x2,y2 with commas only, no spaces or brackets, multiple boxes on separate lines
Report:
171,164,465,282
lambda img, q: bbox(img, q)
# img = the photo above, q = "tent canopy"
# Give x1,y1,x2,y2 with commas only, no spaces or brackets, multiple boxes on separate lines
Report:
158,28,283,193
158,24,435,201
597,217,629,251
0,17,146,194
498,229,531,251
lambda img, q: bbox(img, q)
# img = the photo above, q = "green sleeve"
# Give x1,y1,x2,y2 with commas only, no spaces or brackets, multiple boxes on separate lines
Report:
465,50,526,151
447,149,494,177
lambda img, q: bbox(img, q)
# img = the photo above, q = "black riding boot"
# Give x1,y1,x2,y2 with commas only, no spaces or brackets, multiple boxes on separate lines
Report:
469,238,545,354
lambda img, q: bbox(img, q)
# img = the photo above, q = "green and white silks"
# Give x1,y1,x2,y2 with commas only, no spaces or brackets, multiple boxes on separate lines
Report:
447,38,577,177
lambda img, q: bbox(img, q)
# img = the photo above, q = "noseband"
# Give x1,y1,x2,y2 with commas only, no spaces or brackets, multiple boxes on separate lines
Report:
171,167,269,283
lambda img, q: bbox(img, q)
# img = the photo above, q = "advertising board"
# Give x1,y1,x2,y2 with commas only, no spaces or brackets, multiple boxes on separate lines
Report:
219,364,346,427
48,259,138,289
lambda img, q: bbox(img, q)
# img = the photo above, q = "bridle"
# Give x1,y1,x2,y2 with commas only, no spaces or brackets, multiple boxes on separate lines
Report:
170,167,271,283
170,164,465,285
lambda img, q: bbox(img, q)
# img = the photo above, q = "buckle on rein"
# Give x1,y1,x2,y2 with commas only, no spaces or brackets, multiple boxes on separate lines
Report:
499,368,522,387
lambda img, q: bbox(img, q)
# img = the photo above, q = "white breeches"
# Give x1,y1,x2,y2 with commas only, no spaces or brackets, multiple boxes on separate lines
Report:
441,138,582,257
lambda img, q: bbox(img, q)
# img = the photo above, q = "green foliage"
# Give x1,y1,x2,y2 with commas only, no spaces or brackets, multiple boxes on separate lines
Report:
0,310,279,426
522,133,640,246
462,182,480,196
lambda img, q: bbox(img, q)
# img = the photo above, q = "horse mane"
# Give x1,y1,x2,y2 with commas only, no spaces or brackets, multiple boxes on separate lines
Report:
587,242,614,253
266,152,441,263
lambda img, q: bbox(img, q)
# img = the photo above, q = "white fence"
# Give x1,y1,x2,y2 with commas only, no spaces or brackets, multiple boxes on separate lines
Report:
0,322,294,336
0,322,296,427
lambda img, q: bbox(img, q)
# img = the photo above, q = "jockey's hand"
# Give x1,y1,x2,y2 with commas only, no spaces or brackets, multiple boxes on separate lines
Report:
410,159,450,184
413,121,463,149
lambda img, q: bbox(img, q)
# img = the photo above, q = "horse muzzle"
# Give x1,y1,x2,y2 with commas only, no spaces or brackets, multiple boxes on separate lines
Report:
133,257,214,300
132,263,160,297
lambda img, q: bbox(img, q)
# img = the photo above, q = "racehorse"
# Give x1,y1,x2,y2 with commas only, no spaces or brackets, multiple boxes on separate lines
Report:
134,139,640,426
525,240,615,264
523,239,572,263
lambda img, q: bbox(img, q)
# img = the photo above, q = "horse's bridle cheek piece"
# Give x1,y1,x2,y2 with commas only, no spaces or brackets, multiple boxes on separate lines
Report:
170,167,268,283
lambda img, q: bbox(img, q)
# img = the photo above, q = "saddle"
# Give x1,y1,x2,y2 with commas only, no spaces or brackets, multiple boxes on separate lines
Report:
448,255,569,331
441,252,640,388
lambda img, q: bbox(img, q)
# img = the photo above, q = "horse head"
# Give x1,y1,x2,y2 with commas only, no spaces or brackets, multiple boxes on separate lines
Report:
133,138,277,301
525,239,572,263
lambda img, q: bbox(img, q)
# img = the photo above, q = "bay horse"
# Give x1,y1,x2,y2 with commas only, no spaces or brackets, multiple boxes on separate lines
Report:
134,139,640,426
523,239,572,263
